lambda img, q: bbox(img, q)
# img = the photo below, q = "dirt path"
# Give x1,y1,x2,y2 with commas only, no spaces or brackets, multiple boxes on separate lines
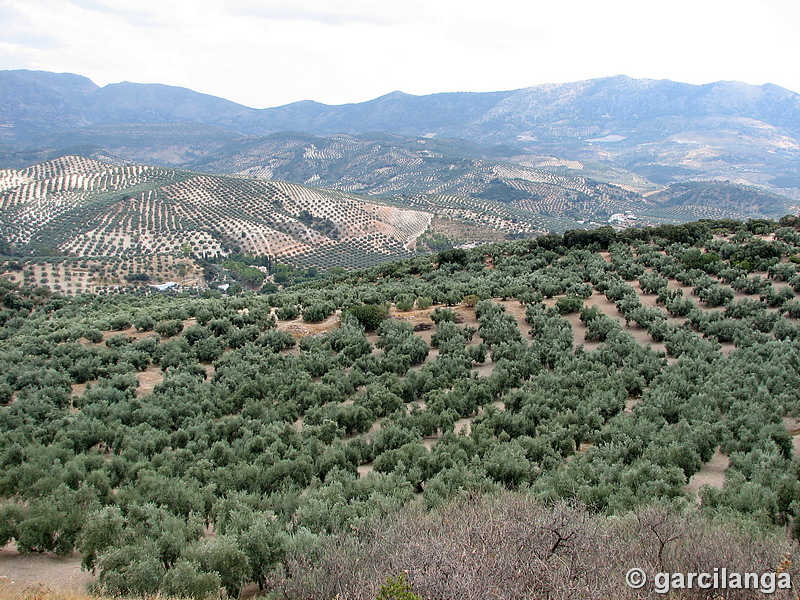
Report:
0,543,94,592
685,449,729,496
136,364,163,397
278,311,341,339
357,463,375,477
784,416,800,457
471,360,495,376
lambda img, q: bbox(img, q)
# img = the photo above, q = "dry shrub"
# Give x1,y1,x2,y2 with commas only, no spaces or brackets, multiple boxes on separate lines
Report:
276,493,799,600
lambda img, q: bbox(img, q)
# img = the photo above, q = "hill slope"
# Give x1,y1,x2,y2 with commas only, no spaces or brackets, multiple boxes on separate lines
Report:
189,131,797,222
189,132,643,216
0,155,434,269
2,156,620,272
1,218,800,597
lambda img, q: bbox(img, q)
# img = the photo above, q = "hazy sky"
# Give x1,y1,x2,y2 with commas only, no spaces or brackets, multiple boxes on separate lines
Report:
1,0,799,108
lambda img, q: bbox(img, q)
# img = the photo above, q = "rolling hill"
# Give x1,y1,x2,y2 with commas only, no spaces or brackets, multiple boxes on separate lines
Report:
2,155,623,283
187,131,797,222
187,132,647,221
187,131,636,201
0,155,612,293
0,155,437,271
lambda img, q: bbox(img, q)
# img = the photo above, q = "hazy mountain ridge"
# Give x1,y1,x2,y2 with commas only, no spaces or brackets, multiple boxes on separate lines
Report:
1,70,798,223
5,70,800,140
0,70,250,132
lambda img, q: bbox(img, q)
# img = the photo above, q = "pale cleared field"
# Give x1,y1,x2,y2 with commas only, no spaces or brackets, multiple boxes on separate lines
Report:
1,255,198,295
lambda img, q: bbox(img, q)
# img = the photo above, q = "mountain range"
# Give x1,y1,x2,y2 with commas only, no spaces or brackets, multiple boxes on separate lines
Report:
2,69,800,204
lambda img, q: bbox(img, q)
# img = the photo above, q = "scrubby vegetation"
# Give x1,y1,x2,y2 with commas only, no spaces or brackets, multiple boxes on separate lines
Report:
2,217,800,598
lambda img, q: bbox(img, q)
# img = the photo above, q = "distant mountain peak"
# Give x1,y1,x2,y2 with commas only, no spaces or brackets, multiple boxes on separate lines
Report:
378,90,411,99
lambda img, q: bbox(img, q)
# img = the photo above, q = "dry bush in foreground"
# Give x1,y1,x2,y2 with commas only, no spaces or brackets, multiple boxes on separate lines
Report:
276,493,799,600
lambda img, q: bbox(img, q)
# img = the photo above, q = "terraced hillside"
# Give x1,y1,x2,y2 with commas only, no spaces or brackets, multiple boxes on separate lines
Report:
0,155,435,271
7,154,673,280
0,254,200,295
646,181,796,217
1,155,795,297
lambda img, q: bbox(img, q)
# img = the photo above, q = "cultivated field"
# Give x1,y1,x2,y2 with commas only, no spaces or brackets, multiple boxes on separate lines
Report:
0,156,433,273
2,221,800,598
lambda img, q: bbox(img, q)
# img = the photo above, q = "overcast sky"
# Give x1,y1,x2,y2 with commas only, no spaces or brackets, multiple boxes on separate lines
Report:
1,0,799,108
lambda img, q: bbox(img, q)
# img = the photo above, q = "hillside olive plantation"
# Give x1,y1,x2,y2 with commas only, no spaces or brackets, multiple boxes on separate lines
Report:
2,217,800,598
0,155,435,274
3,155,796,303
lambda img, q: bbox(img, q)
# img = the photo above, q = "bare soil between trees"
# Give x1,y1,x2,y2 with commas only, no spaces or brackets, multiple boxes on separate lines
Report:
0,542,94,592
